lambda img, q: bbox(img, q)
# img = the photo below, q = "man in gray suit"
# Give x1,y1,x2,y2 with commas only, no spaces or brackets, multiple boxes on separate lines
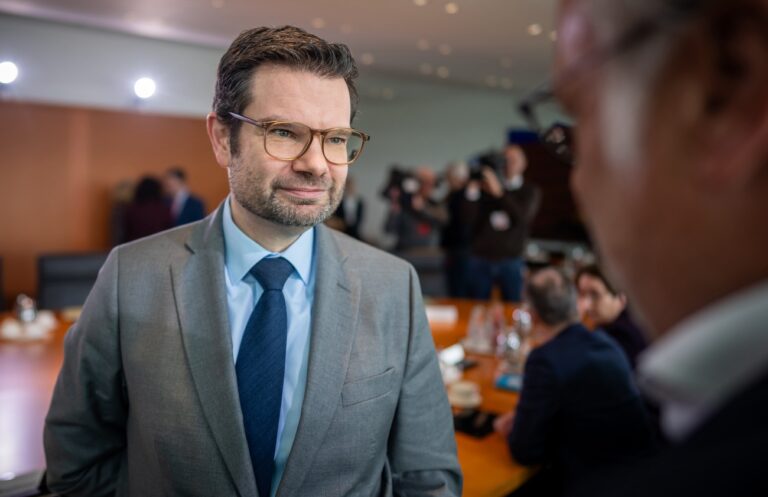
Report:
44,26,461,497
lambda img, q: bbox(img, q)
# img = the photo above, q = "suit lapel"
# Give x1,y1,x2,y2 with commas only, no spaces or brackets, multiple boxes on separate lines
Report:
276,225,360,497
171,206,258,497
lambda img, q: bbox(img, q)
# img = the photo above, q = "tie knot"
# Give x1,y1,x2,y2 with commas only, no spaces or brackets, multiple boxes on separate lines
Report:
250,257,294,291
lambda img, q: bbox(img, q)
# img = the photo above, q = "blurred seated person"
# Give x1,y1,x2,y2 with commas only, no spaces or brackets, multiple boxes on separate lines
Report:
164,166,206,227
463,142,541,302
124,176,173,242
494,267,656,497
109,179,134,246
576,264,649,370
440,161,472,297
384,166,447,253
328,175,364,239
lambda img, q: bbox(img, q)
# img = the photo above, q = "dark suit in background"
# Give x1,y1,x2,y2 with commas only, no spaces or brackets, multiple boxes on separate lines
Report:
509,324,657,496
173,193,206,227
598,308,648,370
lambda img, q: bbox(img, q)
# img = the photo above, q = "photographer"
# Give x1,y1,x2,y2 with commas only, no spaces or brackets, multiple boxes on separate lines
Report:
384,166,448,253
463,141,541,302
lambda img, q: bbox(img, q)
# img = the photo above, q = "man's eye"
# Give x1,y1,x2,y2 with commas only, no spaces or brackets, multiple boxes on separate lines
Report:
270,127,297,139
327,136,348,145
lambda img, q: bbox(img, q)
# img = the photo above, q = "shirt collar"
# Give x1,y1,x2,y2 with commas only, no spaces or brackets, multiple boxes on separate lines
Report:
222,196,314,285
505,175,524,191
637,280,768,438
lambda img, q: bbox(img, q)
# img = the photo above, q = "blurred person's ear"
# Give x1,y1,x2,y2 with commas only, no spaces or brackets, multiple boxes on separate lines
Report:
206,112,233,169
692,2,768,190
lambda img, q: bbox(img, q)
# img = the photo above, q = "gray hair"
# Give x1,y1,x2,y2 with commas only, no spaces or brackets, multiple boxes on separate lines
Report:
525,267,580,326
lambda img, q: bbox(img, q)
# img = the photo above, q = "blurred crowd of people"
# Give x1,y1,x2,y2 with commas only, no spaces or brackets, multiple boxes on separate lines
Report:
375,132,541,302
110,167,206,245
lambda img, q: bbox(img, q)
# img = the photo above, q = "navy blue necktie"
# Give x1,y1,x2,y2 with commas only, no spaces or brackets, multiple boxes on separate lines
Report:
236,257,294,497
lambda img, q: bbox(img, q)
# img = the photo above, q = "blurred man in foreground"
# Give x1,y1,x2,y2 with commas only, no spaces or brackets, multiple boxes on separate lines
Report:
523,0,768,494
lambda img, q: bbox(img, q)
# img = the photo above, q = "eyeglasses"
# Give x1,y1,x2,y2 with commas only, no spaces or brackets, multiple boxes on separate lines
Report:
517,1,702,166
228,112,370,166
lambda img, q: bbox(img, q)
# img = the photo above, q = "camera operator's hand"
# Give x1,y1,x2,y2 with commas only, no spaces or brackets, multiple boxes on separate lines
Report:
481,167,504,198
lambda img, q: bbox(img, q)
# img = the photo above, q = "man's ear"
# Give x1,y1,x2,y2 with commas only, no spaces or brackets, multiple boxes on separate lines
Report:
696,4,768,189
206,112,233,169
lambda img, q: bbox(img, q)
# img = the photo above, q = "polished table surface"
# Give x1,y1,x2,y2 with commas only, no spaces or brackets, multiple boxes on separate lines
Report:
0,300,531,496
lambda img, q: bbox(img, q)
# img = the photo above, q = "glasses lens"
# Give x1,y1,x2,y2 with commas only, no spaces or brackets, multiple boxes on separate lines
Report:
265,122,311,160
324,129,364,165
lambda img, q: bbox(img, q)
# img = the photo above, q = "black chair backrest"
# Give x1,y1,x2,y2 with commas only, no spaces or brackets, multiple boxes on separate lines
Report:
395,249,447,298
37,253,109,310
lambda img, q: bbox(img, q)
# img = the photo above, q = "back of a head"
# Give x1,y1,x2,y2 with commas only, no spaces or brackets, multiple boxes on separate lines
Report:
526,267,580,326
133,177,164,203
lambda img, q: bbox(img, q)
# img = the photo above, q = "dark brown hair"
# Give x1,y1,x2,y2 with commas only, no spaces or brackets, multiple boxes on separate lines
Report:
576,264,619,296
212,26,359,154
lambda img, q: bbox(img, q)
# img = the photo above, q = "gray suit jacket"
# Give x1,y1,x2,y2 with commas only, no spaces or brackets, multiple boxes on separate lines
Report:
44,206,461,497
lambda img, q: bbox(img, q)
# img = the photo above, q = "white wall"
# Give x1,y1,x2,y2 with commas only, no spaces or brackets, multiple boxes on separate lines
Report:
0,14,531,245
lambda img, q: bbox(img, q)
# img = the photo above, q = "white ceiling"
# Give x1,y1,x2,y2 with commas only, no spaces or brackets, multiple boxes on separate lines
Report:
0,0,558,93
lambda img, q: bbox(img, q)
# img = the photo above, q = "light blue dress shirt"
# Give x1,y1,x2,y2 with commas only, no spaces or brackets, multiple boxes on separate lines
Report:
221,198,315,496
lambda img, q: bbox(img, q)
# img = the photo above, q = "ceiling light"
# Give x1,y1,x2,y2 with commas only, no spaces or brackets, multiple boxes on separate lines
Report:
134,77,156,99
0,61,19,84
360,53,375,65
419,63,434,75
417,39,430,51
438,44,452,55
528,23,543,36
311,18,326,29
445,2,459,14
414,0,428,5
436,66,450,79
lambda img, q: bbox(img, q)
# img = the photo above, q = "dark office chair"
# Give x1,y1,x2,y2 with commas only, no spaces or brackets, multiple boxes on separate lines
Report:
395,248,448,298
37,252,109,310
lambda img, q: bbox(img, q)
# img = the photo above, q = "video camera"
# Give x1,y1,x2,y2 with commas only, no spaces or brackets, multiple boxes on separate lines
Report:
469,150,506,181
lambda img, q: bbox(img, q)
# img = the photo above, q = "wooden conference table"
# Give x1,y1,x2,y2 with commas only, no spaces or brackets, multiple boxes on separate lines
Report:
0,299,531,496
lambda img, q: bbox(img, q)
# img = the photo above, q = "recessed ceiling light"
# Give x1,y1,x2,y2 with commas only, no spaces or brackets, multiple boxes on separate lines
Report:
414,0,428,6
134,77,156,99
0,61,19,84
340,24,353,34
438,44,452,55
311,18,326,29
549,30,558,41
436,66,450,78
419,63,434,75
360,53,375,65
500,78,514,89
445,2,459,14
417,39,430,51
211,0,224,8
485,75,498,87
528,23,543,36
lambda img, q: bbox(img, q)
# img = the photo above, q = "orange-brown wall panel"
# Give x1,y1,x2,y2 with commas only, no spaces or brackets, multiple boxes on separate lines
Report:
0,101,230,304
